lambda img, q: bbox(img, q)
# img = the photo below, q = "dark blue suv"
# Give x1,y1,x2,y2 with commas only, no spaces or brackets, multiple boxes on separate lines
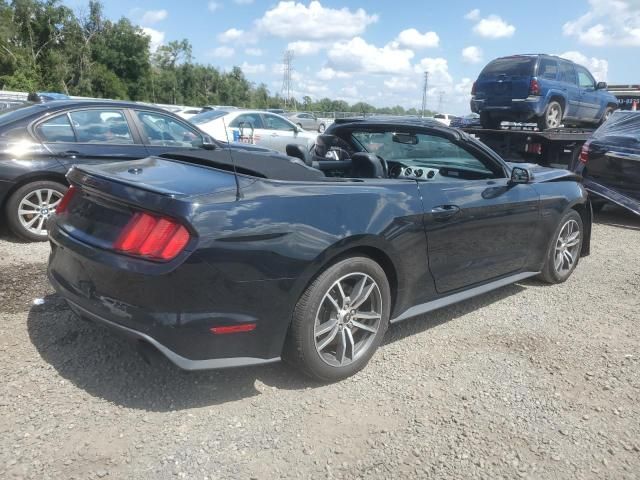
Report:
470,54,618,130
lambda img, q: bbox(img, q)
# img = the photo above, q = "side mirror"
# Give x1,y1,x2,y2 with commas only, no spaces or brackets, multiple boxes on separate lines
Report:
202,135,216,150
596,81,607,90
509,166,532,185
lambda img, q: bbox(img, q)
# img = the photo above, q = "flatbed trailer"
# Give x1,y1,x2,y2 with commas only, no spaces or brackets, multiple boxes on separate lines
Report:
462,125,594,169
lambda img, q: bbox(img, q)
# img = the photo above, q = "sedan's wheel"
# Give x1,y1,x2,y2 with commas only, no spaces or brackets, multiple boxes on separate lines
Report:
318,123,326,133
539,210,583,284
538,101,563,130
6,180,67,241
284,256,390,381
599,106,614,125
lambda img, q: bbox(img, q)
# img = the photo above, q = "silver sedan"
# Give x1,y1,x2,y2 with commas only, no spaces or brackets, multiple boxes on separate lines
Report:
284,112,327,133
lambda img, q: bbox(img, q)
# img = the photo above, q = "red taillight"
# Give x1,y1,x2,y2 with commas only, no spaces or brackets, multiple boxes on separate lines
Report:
55,185,76,214
210,323,257,335
471,81,477,96
529,78,540,96
579,141,591,164
113,212,190,261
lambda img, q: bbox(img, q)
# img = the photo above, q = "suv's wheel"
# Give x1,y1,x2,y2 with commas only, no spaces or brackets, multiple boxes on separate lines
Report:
538,210,584,284
538,101,563,130
599,106,614,125
318,123,326,133
6,180,67,241
284,256,391,381
480,112,501,129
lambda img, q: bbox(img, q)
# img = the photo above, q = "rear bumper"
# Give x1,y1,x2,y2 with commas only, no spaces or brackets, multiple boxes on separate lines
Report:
471,96,545,119
65,298,280,370
47,222,293,370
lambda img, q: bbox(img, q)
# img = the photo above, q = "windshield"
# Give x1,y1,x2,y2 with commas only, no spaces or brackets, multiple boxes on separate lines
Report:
480,57,536,77
351,131,494,175
190,109,228,124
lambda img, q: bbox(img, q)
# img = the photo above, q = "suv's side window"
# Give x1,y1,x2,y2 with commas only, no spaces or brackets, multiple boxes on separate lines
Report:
559,62,577,84
69,109,134,144
576,67,595,89
135,110,202,147
538,58,558,80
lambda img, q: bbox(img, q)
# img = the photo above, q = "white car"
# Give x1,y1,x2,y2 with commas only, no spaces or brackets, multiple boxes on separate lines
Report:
433,113,457,126
190,109,318,153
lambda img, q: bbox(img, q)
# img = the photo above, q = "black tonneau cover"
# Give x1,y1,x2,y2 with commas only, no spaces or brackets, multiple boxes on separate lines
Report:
160,147,325,182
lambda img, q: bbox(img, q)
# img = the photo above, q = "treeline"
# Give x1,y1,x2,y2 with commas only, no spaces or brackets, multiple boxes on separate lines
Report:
0,0,429,114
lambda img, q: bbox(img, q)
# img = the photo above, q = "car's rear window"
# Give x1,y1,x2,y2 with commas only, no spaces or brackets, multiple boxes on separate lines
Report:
480,57,536,77
0,103,44,127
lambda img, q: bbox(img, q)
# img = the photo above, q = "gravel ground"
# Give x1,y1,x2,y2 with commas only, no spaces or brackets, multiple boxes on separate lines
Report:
1,205,639,480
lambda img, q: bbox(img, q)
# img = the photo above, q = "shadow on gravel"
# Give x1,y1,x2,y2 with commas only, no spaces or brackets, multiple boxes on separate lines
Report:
28,281,527,411
593,204,640,231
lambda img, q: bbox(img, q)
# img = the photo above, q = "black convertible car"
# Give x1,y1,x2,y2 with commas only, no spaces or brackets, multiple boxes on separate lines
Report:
573,111,640,216
47,118,592,381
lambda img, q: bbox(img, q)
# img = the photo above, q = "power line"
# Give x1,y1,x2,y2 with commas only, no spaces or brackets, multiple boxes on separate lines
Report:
281,49,294,109
421,71,429,117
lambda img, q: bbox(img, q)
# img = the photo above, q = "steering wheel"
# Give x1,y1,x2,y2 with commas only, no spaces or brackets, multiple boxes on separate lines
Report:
376,155,389,178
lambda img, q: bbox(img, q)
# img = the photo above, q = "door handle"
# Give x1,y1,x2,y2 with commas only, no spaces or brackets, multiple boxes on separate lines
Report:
430,205,461,221
61,150,81,159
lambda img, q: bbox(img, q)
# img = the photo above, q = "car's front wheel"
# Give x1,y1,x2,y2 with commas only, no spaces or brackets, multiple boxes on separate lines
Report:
284,256,391,381
539,210,584,284
599,106,615,125
538,101,563,130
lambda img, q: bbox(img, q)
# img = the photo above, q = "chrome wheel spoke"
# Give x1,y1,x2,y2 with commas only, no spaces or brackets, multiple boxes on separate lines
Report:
316,324,340,351
24,216,39,228
351,320,377,333
45,189,53,203
351,282,375,309
36,216,45,232
324,292,341,313
315,318,338,337
21,198,39,209
353,311,380,321
344,327,355,362
18,208,37,215
335,329,347,364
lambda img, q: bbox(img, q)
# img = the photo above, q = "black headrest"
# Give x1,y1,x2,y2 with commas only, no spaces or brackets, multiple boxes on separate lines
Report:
351,152,385,179
286,143,312,166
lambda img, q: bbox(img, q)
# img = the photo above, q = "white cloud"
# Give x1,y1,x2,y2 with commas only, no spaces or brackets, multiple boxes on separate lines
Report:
462,46,483,64
341,86,358,98
316,67,351,80
217,28,244,43
208,1,221,12
383,77,417,91
327,37,414,75
255,1,378,40
559,51,609,81
141,27,165,52
240,62,266,74
210,46,235,58
287,41,324,56
465,9,480,21
414,57,452,86
473,14,515,38
140,9,167,25
396,28,439,49
245,48,263,56
563,0,640,46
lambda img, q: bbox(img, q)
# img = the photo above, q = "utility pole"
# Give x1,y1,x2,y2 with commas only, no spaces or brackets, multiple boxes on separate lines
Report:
281,49,294,109
421,71,429,118
437,90,445,113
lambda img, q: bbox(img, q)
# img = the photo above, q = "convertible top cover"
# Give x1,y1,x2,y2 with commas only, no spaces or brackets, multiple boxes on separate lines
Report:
592,111,640,145
160,147,326,182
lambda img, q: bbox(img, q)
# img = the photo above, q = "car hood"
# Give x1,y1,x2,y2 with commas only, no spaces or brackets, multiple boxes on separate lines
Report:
506,162,582,183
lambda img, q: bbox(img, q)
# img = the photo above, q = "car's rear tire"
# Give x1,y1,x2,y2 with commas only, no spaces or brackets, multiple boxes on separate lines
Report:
480,112,501,129
284,256,391,381
537,101,563,131
6,180,67,242
538,210,584,284
318,123,326,133
599,106,614,125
